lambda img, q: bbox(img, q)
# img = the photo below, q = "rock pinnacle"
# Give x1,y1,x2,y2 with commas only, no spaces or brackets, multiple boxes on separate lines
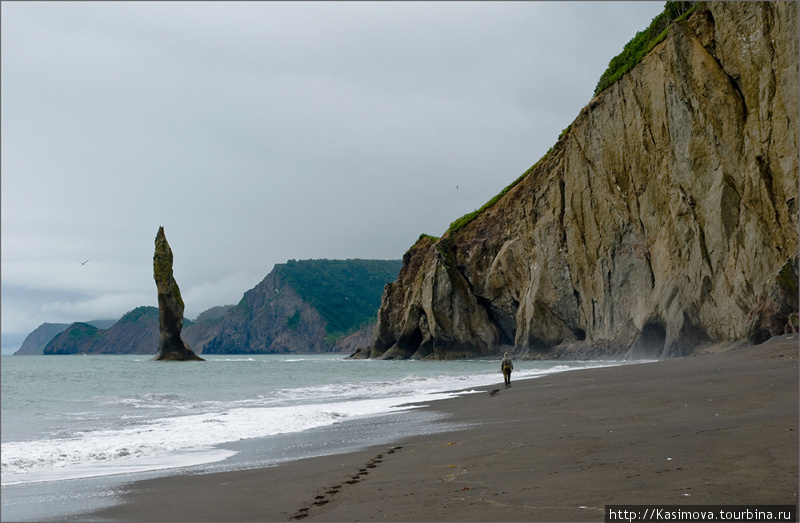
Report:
152,226,204,361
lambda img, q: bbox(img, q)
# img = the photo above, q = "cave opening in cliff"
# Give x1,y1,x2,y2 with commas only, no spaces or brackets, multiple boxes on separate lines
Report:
629,322,666,359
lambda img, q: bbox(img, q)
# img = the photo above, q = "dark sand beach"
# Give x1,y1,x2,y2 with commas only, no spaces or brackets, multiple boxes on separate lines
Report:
83,335,798,522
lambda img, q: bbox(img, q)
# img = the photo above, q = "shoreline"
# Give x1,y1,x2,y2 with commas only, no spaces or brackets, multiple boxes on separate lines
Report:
79,336,798,522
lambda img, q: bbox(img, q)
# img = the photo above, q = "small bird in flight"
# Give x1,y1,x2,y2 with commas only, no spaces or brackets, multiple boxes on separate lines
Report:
78,259,89,266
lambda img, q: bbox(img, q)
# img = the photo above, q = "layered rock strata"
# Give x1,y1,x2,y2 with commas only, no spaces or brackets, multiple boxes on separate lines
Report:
364,2,798,360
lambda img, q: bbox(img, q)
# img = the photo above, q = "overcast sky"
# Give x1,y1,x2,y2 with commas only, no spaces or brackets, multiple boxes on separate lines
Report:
1,1,666,353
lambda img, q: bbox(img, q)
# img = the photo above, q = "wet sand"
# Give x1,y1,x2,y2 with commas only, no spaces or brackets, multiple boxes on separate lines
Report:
82,335,798,522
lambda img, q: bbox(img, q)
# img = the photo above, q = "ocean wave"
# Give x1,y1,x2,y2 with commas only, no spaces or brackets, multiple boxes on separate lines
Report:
100,393,199,410
1,358,628,485
0,392,458,484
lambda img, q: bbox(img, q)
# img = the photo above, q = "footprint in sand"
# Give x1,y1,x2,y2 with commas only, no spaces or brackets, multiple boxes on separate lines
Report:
292,446,403,518
291,508,310,520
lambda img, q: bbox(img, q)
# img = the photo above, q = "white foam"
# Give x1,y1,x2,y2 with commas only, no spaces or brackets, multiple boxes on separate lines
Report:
1,390,471,484
1,360,623,485
1,448,237,485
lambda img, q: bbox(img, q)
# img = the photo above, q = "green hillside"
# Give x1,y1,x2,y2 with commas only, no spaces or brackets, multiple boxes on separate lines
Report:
276,259,403,339
118,306,160,324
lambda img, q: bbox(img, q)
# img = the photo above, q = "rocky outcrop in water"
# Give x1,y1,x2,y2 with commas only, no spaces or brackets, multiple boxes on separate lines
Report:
153,226,204,361
363,2,799,360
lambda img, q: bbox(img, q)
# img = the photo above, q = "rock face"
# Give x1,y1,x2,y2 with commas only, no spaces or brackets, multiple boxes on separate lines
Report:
333,323,375,354
203,268,330,354
366,2,799,360
202,260,401,354
153,226,204,361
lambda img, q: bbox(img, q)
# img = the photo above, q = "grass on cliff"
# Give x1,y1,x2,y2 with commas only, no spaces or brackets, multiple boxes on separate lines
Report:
594,1,699,96
448,146,554,235
277,259,403,340
66,322,104,340
444,2,698,238
119,306,159,323
448,171,528,234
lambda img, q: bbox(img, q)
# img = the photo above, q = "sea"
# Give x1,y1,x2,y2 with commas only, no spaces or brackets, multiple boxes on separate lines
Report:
1,353,627,521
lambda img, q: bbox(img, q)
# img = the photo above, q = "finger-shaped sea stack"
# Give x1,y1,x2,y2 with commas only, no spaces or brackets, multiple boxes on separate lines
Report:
152,226,204,361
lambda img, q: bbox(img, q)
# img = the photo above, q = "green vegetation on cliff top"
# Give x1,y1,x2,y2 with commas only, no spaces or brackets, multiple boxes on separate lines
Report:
65,322,104,341
445,1,698,237
276,259,403,339
119,306,159,324
594,1,698,96
119,305,196,326
448,163,539,234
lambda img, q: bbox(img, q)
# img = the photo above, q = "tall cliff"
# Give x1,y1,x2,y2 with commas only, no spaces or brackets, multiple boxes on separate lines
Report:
365,2,799,360
201,259,402,354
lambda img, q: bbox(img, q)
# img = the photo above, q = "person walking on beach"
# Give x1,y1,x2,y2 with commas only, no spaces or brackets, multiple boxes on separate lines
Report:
501,352,513,386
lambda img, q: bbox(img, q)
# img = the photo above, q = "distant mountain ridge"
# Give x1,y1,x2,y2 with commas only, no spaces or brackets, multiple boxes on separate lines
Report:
14,320,116,355
40,306,227,356
18,259,402,356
